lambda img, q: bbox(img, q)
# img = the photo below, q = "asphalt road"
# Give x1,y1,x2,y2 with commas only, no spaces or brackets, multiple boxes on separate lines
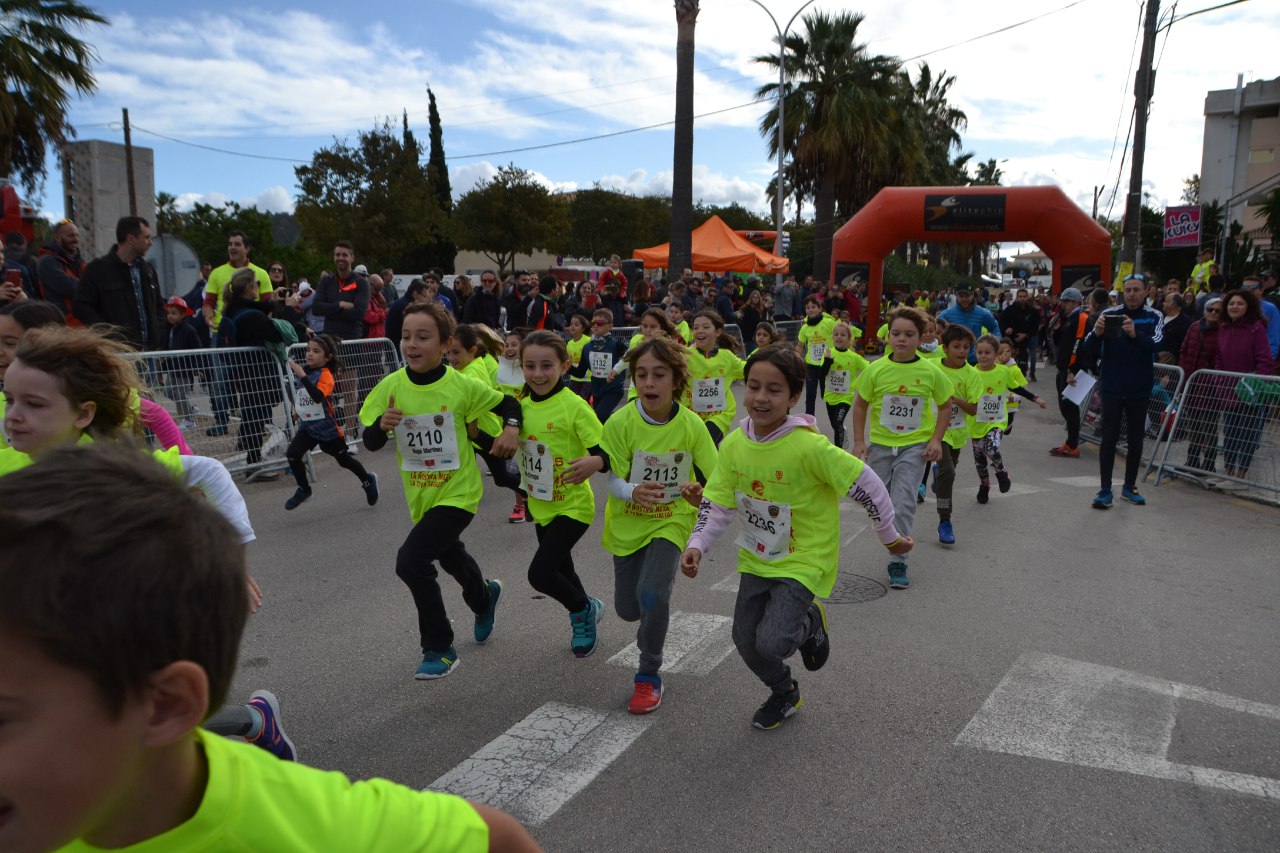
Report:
230,383,1280,851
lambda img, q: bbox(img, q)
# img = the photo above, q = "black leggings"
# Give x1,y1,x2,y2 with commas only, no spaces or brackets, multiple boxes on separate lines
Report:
396,506,492,653
286,430,369,490
479,449,522,492
1098,395,1148,491
530,516,590,613
1056,371,1080,449
826,402,850,449
804,364,825,416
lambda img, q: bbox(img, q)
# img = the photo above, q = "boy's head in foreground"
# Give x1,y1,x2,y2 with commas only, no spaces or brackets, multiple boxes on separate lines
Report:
0,443,248,852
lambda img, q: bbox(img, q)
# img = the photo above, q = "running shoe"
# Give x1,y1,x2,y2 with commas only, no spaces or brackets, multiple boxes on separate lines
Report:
508,501,528,523
245,690,298,762
1049,444,1080,458
362,473,380,506
917,483,926,503
284,487,312,510
887,563,909,590
977,482,990,504
570,597,605,658
798,601,830,672
938,519,956,546
474,579,503,644
415,648,459,680
1120,486,1146,505
1091,489,1113,510
996,471,1011,493
930,463,938,494
752,681,802,730
628,674,664,715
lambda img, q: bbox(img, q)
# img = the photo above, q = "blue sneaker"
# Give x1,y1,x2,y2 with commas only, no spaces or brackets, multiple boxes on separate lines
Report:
1121,486,1146,505
917,483,926,503
938,519,956,546
1091,489,1113,510
474,579,502,644
570,597,605,658
415,648,459,680
888,563,909,589
245,690,298,762
930,463,938,494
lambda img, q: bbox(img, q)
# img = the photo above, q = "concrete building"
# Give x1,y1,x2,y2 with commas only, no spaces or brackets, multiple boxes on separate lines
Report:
60,139,157,260
1201,75,1280,249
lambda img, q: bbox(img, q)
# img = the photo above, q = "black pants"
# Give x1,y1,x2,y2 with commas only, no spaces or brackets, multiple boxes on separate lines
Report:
593,386,625,423
826,402,850,449
1098,395,1148,491
530,516,590,613
395,506,492,653
285,430,369,490
706,421,724,447
1056,371,1080,449
479,449,522,492
804,364,824,416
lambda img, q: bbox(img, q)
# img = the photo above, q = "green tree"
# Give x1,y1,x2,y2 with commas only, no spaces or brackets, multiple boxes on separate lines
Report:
692,201,771,231
424,91,456,271
669,0,699,273
154,191,182,235
0,0,108,195
1181,173,1200,205
453,164,567,276
1257,186,1280,249
563,186,644,262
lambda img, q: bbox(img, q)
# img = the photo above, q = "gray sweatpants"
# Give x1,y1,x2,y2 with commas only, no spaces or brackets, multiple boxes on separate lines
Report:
867,442,927,567
613,538,681,676
732,573,818,693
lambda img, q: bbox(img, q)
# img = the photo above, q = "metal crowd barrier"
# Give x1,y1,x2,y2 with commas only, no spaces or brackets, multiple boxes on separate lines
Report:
1150,369,1280,499
286,337,401,460
1075,363,1186,480
774,320,802,342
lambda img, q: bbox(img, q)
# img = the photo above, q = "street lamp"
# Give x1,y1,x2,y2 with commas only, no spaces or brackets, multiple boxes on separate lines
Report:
743,0,817,285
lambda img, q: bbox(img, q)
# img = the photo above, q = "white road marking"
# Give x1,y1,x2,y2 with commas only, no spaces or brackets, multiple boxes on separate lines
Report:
607,610,734,675
429,702,653,826
1048,476,1104,488
843,522,869,547
956,652,1280,801
711,574,740,593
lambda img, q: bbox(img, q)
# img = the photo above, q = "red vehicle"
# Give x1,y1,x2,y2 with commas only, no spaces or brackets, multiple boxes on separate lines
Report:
1,183,37,244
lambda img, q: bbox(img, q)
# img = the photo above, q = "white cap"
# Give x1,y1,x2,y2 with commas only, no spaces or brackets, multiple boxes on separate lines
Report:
298,282,313,294
354,264,368,275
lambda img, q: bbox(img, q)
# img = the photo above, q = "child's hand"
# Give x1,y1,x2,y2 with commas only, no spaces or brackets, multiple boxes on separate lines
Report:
1036,396,1047,409
632,481,666,505
378,394,403,431
887,535,914,556
491,428,519,458
288,360,305,378
852,441,869,460
563,454,603,484
923,440,942,462
679,481,703,507
246,574,263,613
680,548,702,578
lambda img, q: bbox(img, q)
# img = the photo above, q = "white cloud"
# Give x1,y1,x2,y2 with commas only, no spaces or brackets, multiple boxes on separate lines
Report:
171,186,294,213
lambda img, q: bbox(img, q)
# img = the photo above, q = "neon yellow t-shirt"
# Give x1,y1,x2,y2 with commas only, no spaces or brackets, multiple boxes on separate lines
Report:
856,355,952,448
600,401,718,556
54,728,487,852
1001,359,1027,411
918,347,944,361
968,363,1020,438
461,357,502,438
566,335,589,384
702,425,863,598
796,315,837,365
519,385,603,525
0,395,8,448
628,332,645,351
936,361,981,450
876,323,889,342
681,346,744,435
0,434,184,478
674,320,691,345
206,262,272,329
822,347,869,406
359,366,502,521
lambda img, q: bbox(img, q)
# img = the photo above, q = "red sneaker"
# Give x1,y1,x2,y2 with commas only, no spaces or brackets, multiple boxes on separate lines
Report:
628,675,663,714
508,502,528,523
1049,444,1080,458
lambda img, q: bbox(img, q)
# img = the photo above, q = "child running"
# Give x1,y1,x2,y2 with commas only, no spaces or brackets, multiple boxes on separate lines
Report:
681,345,909,730
566,313,592,399
684,309,744,446
515,330,609,657
570,308,629,423
283,333,379,510
796,296,837,416
851,307,951,590
496,327,527,398
623,308,680,402
933,325,981,545
359,302,522,680
817,320,869,450
753,321,784,352
665,302,690,345
602,337,718,713
997,339,1029,435
968,334,1045,504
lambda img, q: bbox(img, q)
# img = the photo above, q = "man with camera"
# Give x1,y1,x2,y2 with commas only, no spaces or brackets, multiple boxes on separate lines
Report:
1080,274,1164,509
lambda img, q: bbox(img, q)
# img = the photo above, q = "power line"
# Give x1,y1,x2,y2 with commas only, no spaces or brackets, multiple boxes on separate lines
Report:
1167,0,1252,25
1102,2,1147,193
129,124,311,163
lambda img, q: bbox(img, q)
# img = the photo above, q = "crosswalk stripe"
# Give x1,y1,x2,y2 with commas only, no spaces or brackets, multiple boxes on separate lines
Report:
711,574,740,593
429,702,654,826
606,610,734,675
1048,476,1104,488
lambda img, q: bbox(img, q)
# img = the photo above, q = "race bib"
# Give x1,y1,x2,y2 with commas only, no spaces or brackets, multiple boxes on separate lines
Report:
519,439,555,500
589,350,614,379
630,449,691,504
976,393,1006,423
293,384,326,423
948,403,966,431
879,394,923,433
734,490,791,562
807,342,828,362
827,370,851,395
395,412,460,472
691,377,726,413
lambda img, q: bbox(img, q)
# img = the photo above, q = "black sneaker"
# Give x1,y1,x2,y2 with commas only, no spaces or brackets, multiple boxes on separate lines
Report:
362,473,380,506
285,487,312,510
798,601,830,672
977,483,990,504
752,682,802,730
996,471,1011,493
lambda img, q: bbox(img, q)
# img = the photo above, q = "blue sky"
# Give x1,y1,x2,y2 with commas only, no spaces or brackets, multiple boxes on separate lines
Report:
42,0,1277,243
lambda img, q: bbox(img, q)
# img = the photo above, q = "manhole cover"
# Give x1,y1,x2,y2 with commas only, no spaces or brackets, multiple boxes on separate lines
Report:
826,573,887,604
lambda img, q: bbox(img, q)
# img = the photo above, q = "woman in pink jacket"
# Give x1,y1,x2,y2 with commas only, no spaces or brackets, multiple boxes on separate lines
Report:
1214,289,1275,483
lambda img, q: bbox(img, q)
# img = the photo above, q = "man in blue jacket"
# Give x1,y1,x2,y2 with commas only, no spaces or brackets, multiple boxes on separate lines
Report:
939,284,1001,362
1080,274,1164,509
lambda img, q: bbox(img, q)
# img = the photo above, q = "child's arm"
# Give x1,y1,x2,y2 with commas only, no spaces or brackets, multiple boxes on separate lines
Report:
846,465,912,556
1009,385,1046,407
469,803,542,852
952,396,978,415
681,497,734,578
563,446,608,484
180,455,255,544
817,355,835,380
363,393,401,451
140,398,192,455
851,396,870,459
487,394,523,458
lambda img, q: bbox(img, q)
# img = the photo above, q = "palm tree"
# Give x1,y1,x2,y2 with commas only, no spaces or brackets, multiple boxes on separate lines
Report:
0,0,108,194
669,0,699,275
757,11,900,278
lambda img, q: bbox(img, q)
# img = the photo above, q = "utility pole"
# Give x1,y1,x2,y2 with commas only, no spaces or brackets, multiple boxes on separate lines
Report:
1093,185,1102,220
1119,0,1160,276
122,108,138,216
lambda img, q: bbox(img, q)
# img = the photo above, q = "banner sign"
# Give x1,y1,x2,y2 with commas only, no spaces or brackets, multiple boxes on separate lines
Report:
1059,264,1103,292
1163,206,1201,248
834,261,871,288
923,194,1007,233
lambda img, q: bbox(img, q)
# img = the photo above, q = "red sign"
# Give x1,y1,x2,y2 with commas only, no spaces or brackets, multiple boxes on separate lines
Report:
1163,206,1201,248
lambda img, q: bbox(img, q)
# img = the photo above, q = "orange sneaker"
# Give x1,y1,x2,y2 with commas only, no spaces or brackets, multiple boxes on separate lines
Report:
1049,444,1080,458
628,674,663,714
508,501,528,523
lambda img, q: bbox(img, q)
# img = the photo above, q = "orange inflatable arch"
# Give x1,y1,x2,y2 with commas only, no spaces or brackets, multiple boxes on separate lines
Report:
829,185,1111,342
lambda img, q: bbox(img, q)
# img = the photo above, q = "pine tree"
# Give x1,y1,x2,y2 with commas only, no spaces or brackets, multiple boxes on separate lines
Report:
425,89,456,272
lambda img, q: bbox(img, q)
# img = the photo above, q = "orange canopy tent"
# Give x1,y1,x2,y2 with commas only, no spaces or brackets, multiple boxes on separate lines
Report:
632,215,789,273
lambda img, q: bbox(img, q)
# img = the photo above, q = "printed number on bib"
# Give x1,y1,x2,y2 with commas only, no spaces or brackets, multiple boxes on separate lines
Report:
395,412,460,472
520,439,556,500
630,449,690,504
827,370,851,395
807,342,828,363
692,377,726,412
879,394,923,433
976,393,1006,423
293,386,326,422
589,351,614,379
733,490,792,562
948,403,966,431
